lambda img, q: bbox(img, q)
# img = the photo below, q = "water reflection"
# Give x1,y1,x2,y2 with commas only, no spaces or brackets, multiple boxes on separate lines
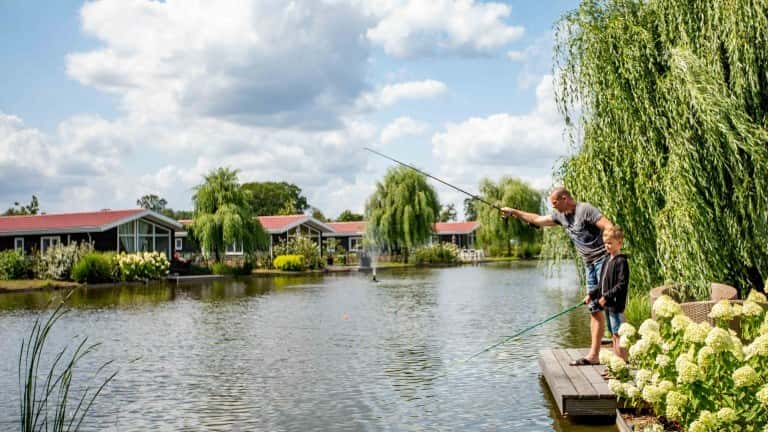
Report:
0,265,616,431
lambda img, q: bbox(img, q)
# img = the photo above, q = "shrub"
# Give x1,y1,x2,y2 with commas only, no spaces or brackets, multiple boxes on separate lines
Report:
210,258,253,276
71,252,117,283
514,242,541,259
34,243,93,281
272,235,323,269
0,250,27,280
273,254,305,271
603,293,768,429
115,251,170,281
411,242,460,265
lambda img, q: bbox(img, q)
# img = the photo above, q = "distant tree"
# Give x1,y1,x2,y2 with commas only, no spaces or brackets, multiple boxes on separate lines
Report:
310,207,327,222
476,177,541,257
191,168,268,262
4,195,40,216
241,181,309,216
336,210,364,222
463,198,477,221
160,208,194,220
365,166,440,262
438,203,457,222
136,194,168,212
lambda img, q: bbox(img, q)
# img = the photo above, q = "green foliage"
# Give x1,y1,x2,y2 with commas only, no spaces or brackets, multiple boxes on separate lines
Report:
210,260,253,276
71,252,116,284
34,243,93,281
411,242,460,265
438,203,457,222
159,208,194,220
336,210,364,222
115,252,169,281
19,301,117,432
0,250,27,280
555,0,768,299
191,167,269,262
365,166,440,260
136,194,167,212
310,207,327,222
476,177,542,256
4,195,39,216
241,181,309,216
463,198,477,221
623,294,651,327
272,235,323,269
514,242,541,259
273,254,305,271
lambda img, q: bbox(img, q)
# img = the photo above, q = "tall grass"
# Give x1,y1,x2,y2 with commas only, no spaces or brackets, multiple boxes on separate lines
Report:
19,298,116,431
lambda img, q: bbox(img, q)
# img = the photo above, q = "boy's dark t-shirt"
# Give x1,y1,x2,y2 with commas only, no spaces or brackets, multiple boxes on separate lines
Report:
598,254,629,312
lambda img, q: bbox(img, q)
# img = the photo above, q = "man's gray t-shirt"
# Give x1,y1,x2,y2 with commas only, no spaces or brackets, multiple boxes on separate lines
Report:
551,202,606,264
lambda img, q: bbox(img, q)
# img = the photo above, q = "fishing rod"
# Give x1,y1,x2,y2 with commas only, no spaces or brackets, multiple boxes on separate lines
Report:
430,302,585,380
364,147,505,213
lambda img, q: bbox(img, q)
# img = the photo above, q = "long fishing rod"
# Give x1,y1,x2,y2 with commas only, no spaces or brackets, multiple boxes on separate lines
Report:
364,147,505,213
430,302,585,380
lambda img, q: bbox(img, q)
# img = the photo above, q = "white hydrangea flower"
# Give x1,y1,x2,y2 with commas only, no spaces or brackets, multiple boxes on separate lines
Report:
655,354,671,368
638,319,661,337
643,331,662,345
757,385,768,406
617,322,637,338
629,339,652,359
625,384,640,399
641,425,663,432
635,369,652,390
733,365,759,388
671,314,692,333
709,300,734,321
599,349,613,365
684,321,711,344
653,295,682,319
657,380,673,393
619,335,631,348
641,384,664,404
742,300,764,317
728,329,745,361
688,420,706,432
716,407,737,423
665,390,687,421
697,346,714,369
609,355,627,373
747,334,768,358
732,303,743,317
747,290,768,303
705,327,733,353
676,359,701,384
608,379,624,396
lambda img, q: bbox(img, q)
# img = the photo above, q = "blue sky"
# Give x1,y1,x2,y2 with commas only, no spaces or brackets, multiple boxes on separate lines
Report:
0,0,579,218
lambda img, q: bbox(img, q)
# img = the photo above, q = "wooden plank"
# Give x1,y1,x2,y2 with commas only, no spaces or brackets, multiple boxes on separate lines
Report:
552,348,597,397
564,348,612,396
539,349,577,415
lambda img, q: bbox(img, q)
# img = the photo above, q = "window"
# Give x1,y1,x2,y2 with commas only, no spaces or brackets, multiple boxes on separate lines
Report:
40,236,60,253
14,238,24,254
175,238,183,251
226,240,243,255
349,237,363,252
116,219,172,258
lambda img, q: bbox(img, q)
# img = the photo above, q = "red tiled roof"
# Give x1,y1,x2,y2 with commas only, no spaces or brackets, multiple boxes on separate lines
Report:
257,214,309,231
326,221,366,234
433,221,480,234
0,209,146,234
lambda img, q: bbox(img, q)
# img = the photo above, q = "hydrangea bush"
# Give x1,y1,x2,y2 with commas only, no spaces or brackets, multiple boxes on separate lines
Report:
34,243,93,280
603,292,768,431
115,251,170,281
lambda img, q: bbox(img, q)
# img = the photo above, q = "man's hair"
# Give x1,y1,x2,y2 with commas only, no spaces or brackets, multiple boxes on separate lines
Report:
550,187,572,200
605,225,624,241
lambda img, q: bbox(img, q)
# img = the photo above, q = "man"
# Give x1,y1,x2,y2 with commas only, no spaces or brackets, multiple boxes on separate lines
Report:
501,187,613,366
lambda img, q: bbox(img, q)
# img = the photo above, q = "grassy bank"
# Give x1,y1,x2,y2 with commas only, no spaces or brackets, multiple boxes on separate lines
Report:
0,279,80,292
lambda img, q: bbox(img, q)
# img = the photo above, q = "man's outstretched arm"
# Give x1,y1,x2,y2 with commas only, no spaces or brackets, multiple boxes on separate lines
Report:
501,207,557,227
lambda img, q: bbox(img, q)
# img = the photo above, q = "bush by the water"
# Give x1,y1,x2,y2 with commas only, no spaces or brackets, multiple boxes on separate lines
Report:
115,251,170,281
273,254,304,271
34,243,93,281
514,242,541,259
272,235,323,269
411,242,459,265
0,250,27,280
71,252,116,283
211,260,253,275
603,292,768,430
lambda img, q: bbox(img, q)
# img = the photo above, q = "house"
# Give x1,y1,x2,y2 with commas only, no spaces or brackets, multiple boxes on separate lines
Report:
324,221,365,254
0,209,182,259
175,214,334,258
432,221,480,249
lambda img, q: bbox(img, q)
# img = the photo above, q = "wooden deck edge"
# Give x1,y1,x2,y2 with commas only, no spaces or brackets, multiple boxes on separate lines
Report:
616,409,632,432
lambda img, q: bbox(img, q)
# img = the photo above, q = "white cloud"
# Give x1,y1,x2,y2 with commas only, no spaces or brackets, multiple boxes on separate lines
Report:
67,0,371,129
380,116,429,144
356,79,447,111
365,0,524,58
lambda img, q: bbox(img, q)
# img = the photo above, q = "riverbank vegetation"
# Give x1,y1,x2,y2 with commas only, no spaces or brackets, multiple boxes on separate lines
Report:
553,0,768,302
475,177,542,258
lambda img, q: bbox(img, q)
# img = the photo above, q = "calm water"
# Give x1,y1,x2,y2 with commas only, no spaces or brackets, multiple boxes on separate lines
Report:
0,263,616,431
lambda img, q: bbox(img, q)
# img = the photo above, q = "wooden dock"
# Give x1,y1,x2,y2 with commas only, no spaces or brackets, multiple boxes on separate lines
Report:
539,348,616,417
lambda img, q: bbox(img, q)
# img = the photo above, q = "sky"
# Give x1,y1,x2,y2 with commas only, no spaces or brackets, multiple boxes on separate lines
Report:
0,0,580,219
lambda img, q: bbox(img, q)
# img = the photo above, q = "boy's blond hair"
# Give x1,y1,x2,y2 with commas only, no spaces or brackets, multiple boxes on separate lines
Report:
604,225,624,241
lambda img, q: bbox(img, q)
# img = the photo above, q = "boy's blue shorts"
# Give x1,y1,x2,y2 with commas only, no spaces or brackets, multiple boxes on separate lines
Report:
606,310,625,335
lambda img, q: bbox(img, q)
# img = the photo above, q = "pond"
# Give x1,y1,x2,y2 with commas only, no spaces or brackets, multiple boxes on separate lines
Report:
0,262,616,431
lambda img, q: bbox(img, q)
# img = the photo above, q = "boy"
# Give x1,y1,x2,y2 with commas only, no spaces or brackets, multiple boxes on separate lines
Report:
596,225,629,360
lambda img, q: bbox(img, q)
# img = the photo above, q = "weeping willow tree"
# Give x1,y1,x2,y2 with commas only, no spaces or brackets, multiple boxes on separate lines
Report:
191,167,269,262
365,166,440,262
554,0,768,299
476,177,542,257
